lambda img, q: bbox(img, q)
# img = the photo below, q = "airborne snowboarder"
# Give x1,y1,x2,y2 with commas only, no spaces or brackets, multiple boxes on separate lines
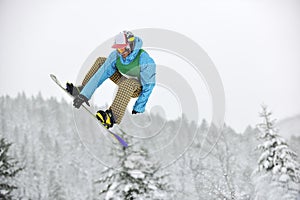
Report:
66,30,156,129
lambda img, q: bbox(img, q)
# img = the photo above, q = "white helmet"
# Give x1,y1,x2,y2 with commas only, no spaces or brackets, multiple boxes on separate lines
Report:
112,30,135,52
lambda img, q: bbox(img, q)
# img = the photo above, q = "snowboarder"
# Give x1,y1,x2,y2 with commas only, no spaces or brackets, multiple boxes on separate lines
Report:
66,31,156,129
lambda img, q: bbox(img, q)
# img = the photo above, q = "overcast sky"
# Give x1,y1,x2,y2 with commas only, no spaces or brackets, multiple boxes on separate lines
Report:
0,0,299,132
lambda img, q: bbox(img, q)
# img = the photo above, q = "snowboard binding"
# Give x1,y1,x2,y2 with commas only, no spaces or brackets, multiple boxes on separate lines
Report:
96,109,116,129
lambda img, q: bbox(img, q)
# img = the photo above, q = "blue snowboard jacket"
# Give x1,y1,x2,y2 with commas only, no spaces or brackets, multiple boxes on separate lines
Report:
80,37,156,113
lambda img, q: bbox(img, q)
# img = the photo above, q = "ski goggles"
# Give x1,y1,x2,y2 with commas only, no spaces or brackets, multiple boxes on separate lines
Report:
128,36,135,42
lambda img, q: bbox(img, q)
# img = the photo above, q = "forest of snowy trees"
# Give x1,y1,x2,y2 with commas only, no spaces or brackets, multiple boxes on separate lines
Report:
0,93,299,199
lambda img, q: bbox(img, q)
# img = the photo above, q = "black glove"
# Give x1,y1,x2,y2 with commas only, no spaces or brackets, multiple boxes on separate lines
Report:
66,82,74,94
73,94,90,109
132,110,139,115
66,82,83,96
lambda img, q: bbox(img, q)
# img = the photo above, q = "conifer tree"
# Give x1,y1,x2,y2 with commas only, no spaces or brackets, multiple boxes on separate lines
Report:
97,145,172,200
48,170,66,200
253,105,300,200
0,137,23,200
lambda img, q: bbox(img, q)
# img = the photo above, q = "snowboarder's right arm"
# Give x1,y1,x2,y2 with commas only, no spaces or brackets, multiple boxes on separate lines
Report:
80,51,118,99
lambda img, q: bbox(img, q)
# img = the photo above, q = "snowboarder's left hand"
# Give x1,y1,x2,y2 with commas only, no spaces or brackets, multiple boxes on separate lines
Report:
73,94,90,109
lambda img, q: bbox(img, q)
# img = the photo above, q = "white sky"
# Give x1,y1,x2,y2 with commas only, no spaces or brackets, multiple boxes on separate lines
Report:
0,0,299,132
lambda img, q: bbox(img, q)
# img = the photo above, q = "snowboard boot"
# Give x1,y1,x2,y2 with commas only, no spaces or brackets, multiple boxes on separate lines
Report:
96,109,116,129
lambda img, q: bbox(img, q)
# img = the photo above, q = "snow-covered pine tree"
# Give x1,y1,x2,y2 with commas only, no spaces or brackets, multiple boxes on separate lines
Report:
97,144,172,200
0,137,23,200
48,170,67,200
253,105,300,200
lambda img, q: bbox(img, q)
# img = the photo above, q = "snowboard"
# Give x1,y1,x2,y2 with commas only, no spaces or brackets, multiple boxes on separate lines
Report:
50,74,128,147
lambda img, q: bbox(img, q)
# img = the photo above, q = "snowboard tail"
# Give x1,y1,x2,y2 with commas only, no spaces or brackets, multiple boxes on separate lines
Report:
49,74,128,147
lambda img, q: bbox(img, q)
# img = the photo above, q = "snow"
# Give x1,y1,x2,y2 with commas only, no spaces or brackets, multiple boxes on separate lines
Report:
105,190,115,200
0,189,9,195
263,160,271,169
272,165,281,174
274,144,288,152
258,150,270,163
124,160,135,169
285,162,296,170
280,151,287,159
281,167,287,174
288,181,300,191
279,174,290,182
128,170,145,179
124,184,133,192
262,140,273,149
